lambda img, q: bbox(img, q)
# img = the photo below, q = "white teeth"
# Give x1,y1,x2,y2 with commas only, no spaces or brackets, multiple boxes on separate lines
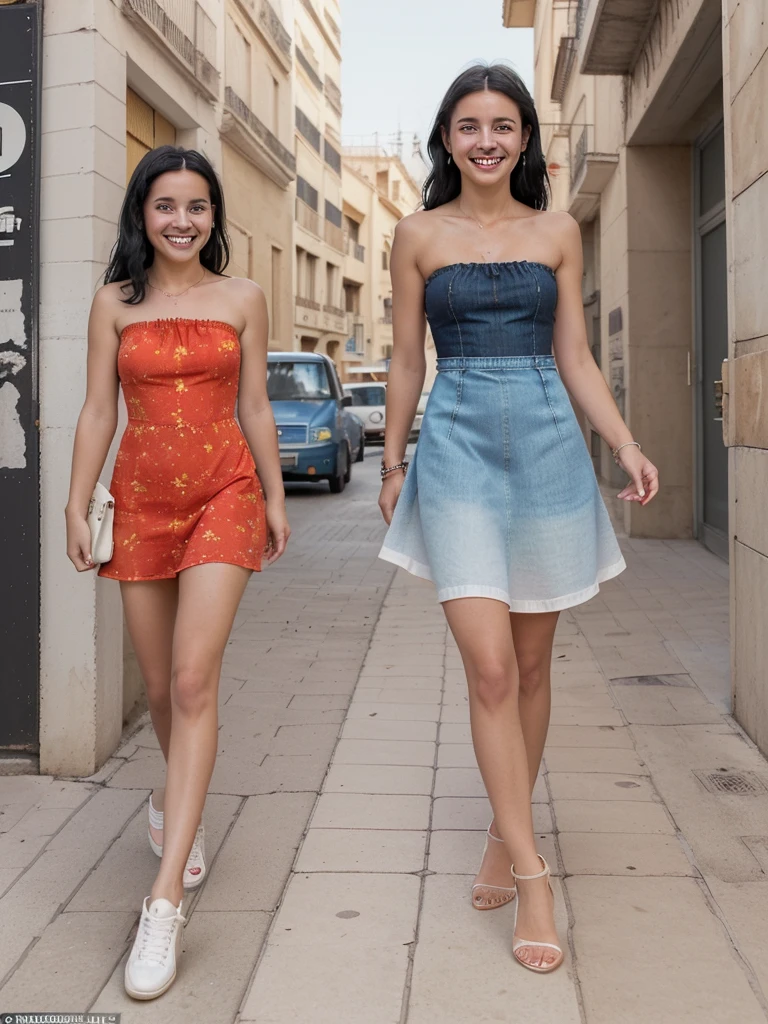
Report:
472,158,502,166
167,236,193,244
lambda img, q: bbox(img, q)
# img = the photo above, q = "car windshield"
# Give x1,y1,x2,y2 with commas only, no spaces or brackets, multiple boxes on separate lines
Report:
267,362,332,400
344,386,386,406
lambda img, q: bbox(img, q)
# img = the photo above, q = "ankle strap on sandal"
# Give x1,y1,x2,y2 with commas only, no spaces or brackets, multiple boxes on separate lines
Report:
511,854,550,881
486,825,505,843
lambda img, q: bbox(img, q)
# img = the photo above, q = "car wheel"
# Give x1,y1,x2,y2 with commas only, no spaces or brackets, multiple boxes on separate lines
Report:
329,445,347,493
356,434,365,462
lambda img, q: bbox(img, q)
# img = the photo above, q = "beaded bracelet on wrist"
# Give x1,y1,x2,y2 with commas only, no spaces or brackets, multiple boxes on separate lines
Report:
380,460,409,479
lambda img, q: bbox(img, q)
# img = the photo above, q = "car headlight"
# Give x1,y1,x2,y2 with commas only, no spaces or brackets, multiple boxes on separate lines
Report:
310,427,333,442
369,411,384,423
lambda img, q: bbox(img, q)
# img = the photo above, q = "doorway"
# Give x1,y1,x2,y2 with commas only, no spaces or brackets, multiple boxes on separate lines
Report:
694,121,728,560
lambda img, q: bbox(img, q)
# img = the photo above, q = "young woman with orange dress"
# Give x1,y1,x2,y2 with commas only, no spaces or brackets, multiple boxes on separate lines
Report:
65,146,290,1000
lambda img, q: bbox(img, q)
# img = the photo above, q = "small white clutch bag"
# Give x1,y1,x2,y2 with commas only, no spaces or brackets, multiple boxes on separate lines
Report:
88,481,115,564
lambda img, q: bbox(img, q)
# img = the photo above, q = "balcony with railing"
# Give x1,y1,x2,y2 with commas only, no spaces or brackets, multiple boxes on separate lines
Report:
568,123,618,222
345,236,365,262
578,0,658,75
324,219,345,252
296,196,322,237
234,0,292,66
122,0,219,99
221,86,296,189
296,46,323,90
325,76,342,115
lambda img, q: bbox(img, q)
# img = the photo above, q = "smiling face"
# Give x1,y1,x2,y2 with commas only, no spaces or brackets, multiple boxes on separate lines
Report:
442,89,531,186
142,169,214,264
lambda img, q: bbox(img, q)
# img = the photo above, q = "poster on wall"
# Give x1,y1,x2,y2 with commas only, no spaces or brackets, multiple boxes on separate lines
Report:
0,1,41,749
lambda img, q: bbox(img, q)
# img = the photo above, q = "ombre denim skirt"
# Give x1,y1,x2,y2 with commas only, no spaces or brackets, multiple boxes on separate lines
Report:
379,355,626,612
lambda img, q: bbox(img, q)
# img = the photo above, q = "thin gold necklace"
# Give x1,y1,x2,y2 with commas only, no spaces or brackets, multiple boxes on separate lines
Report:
457,202,513,231
148,267,206,299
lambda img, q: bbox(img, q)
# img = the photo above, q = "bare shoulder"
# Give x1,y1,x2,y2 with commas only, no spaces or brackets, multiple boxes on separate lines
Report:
539,209,580,246
90,281,126,324
393,209,432,244
222,275,266,304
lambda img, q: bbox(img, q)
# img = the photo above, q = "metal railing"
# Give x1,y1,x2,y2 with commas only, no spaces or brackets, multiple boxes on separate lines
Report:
324,219,345,252
295,197,322,236
225,87,296,173
323,303,345,318
325,76,342,115
296,47,323,90
571,124,589,189
123,0,219,95
296,295,321,310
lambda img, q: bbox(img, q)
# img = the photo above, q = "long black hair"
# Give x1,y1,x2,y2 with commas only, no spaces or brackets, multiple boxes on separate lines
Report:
104,145,230,304
423,63,549,212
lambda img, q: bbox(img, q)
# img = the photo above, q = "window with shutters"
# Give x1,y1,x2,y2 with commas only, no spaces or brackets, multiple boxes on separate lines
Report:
126,88,176,182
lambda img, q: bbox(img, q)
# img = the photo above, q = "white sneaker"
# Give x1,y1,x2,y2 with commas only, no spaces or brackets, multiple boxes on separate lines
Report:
183,824,206,889
124,896,185,1000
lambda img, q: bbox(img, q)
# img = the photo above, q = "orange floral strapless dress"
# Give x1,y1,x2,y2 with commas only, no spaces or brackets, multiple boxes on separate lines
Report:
99,318,267,582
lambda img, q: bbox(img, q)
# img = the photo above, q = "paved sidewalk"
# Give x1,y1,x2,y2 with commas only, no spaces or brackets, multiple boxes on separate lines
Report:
240,539,768,1024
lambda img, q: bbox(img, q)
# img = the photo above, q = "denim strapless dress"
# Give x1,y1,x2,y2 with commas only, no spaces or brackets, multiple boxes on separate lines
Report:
379,261,626,612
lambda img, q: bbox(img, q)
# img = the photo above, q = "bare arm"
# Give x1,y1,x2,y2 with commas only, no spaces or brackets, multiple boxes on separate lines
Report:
65,286,121,569
237,281,290,561
379,217,427,523
552,215,658,505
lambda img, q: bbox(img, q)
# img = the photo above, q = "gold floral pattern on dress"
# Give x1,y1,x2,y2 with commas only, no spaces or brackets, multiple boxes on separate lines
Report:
99,319,267,582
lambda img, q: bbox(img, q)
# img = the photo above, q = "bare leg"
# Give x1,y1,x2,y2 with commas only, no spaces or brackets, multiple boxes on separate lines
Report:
121,578,178,847
474,611,559,900
151,562,251,906
444,598,560,967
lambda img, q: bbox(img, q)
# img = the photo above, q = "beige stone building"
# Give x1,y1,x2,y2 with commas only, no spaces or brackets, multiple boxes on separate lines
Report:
220,0,296,348
291,0,347,358
503,0,768,753
33,0,299,777
341,145,437,383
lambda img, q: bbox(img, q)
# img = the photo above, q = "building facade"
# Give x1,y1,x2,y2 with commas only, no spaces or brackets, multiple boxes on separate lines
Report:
341,145,436,382
291,0,347,358
503,0,768,753
13,0,298,777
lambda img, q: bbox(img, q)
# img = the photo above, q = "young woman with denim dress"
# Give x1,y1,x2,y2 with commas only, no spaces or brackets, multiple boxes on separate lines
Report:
378,65,658,973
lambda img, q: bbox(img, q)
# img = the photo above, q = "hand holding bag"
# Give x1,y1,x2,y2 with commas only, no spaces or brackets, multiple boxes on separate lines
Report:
88,481,115,565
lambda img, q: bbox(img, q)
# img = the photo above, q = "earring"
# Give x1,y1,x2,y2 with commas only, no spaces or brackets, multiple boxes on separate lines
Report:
522,152,526,167
447,154,452,165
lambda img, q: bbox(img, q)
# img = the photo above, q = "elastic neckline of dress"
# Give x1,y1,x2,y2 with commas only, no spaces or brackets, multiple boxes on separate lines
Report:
120,318,239,338
424,261,557,287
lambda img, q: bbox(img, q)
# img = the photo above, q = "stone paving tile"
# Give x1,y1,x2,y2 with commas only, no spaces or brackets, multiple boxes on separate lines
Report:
310,792,431,830
242,945,408,1024
559,832,695,876
345,701,440,722
296,828,427,872
569,877,766,1023
553,799,675,834
340,717,438,741
432,797,552,835
548,772,657,801
195,793,315,912
406,875,580,1024
0,910,135,1008
323,764,434,795
545,724,635,748
544,746,650,774
333,738,435,766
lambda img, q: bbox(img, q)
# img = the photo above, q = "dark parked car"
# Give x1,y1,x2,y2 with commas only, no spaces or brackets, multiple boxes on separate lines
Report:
267,352,364,493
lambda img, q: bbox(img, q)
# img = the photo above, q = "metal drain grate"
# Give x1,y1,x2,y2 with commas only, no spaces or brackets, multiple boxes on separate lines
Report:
694,770,768,795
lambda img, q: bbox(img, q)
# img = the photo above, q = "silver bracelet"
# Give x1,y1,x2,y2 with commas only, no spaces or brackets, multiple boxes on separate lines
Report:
611,441,641,465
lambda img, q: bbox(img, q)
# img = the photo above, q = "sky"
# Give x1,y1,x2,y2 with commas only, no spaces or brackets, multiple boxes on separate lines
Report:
340,0,533,156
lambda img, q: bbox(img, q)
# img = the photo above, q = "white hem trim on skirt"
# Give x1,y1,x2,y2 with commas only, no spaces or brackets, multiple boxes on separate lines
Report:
378,546,627,613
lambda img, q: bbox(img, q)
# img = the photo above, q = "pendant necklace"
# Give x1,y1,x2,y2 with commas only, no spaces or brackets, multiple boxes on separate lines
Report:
457,203,513,263
148,268,207,305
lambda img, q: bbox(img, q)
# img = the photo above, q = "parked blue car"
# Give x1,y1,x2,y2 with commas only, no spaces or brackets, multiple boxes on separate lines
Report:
267,352,365,493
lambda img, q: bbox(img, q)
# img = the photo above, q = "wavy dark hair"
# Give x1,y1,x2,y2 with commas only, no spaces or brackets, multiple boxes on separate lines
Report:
423,63,549,212
104,145,230,304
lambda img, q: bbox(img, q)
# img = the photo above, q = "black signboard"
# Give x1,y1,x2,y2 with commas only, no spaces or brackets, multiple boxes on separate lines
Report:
0,2,42,750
